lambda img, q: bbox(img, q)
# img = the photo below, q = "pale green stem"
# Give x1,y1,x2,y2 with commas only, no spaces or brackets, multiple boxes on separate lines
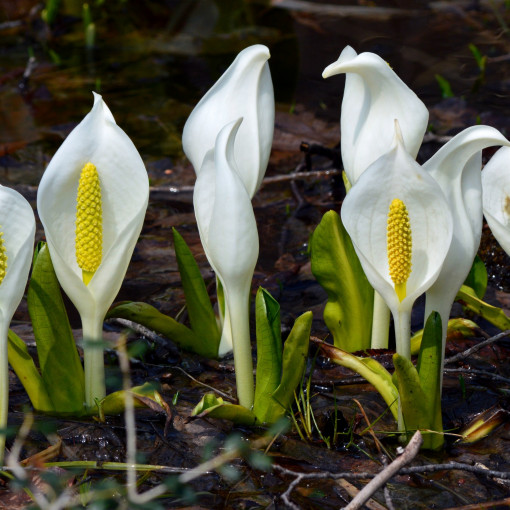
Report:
0,322,8,465
371,291,391,349
394,309,411,432
83,315,106,409
225,283,254,409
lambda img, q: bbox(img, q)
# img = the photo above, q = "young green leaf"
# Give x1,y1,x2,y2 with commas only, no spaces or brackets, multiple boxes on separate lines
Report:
456,285,510,330
27,243,85,414
392,354,429,435
416,311,443,449
98,382,169,417
393,352,443,450
192,393,258,426
253,288,282,423
270,311,312,420
463,255,488,299
314,338,398,420
410,317,479,355
7,330,54,413
106,301,218,358
310,210,373,351
172,228,220,351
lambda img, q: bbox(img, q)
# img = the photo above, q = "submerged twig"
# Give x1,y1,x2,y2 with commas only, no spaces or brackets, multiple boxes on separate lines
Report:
443,367,510,385
444,329,510,364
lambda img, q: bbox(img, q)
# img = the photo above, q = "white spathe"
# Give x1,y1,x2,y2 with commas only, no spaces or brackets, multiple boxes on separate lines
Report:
37,92,149,405
0,185,35,464
341,123,453,358
323,46,429,185
183,44,274,198
482,146,510,256
424,126,510,342
193,118,258,407
0,187,35,325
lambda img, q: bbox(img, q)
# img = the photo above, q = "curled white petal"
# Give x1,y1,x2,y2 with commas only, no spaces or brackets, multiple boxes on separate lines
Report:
482,146,510,256
183,44,274,197
341,128,453,318
323,46,428,184
37,93,149,324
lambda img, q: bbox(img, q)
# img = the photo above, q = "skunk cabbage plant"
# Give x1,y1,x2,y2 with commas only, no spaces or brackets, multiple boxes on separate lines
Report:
194,118,258,408
0,186,35,462
323,45,429,350
37,93,149,408
183,44,274,356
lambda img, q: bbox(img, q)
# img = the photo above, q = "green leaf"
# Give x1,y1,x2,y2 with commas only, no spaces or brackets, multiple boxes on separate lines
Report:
106,301,218,358
270,311,312,420
463,255,488,299
253,288,283,423
393,353,443,450
314,338,398,421
172,228,220,351
410,317,479,355
393,354,429,433
456,285,510,331
192,393,258,426
416,312,443,449
27,243,85,414
7,330,54,413
97,382,170,417
435,74,454,98
310,210,373,351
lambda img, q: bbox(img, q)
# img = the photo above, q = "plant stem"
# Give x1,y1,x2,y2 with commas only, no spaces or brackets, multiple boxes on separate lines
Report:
371,292,390,349
83,316,105,408
394,309,411,432
0,323,8,465
394,310,411,360
227,283,254,409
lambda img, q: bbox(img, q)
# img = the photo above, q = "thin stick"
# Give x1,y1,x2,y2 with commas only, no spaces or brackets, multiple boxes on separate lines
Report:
443,367,510,385
343,431,423,509
444,330,510,364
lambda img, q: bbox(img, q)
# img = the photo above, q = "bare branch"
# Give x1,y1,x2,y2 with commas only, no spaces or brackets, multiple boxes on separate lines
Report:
445,330,510,365
343,431,423,509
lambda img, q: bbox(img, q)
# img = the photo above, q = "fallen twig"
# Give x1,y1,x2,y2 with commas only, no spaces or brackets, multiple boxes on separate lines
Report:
443,367,510,385
444,329,510,365
343,431,423,510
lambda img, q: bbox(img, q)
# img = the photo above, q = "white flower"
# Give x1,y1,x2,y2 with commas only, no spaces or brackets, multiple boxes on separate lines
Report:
341,123,453,360
424,127,510,350
482,146,510,255
182,44,274,198
0,185,35,463
194,118,258,408
37,92,149,407
323,45,429,186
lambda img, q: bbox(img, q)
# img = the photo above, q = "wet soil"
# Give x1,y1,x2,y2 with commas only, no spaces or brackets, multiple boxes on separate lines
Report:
1,0,510,508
